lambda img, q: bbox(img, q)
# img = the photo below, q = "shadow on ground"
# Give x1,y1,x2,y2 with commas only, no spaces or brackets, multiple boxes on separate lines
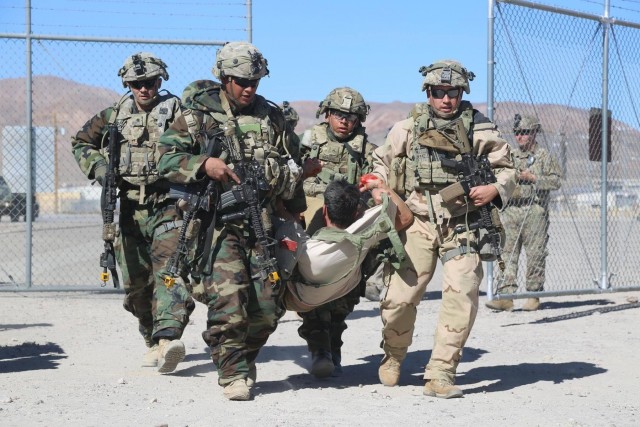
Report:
0,342,67,372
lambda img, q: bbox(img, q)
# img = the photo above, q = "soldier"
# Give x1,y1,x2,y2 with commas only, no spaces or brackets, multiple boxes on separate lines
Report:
486,115,562,312
157,42,316,401
297,87,373,378
71,52,194,373
281,101,300,133
371,60,516,398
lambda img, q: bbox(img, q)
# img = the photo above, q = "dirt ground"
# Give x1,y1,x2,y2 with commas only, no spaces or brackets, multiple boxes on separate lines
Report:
1,288,638,427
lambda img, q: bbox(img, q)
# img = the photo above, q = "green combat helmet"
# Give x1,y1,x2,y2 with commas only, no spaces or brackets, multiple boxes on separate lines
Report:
118,52,169,87
513,114,542,133
212,41,269,80
419,60,475,94
282,101,299,130
316,87,370,123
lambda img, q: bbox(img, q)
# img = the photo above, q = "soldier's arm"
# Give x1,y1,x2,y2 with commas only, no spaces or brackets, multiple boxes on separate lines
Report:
473,123,516,208
71,108,111,180
157,114,211,184
535,150,562,191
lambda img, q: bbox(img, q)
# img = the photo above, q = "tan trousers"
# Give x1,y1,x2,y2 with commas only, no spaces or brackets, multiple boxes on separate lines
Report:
380,215,483,383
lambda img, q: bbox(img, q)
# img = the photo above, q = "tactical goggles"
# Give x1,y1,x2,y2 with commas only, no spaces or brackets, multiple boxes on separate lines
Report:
129,78,158,90
514,129,533,136
232,77,260,88
331,110,358,123
430,88,461,99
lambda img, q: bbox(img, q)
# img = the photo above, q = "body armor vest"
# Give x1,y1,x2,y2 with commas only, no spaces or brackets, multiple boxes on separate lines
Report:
306,123,367,185
110,94,179,187
407,102,474,191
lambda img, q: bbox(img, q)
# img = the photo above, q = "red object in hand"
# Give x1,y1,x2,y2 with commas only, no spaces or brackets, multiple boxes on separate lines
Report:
359,173,378,188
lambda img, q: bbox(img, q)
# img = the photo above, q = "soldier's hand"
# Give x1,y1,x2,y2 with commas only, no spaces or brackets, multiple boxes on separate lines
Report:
202,157,240,183
93,163,107,186
302,158,322,179
469,184,498,206
519,170,536,183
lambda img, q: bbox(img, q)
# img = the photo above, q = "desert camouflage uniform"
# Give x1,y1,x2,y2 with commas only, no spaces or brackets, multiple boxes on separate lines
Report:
496,145,561,293
373,93,515,385
71,90,194,347
157,79,304,386
297,120,374,365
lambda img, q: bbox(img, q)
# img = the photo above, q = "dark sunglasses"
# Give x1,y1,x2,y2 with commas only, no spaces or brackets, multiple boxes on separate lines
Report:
129,78,157,90
430,88,461,99
232,77,260,88
514,129,533,136
331,110,358,123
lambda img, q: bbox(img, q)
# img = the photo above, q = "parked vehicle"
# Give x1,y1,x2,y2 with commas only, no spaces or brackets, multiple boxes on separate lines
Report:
0,175,39,222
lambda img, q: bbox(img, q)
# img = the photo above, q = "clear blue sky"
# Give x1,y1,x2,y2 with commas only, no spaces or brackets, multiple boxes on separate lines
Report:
1,0,640,104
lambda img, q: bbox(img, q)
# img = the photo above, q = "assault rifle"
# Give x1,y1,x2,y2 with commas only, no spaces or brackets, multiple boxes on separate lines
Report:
440,153,506,271
100,124,120,288
164,130,223,285
218,121,281,288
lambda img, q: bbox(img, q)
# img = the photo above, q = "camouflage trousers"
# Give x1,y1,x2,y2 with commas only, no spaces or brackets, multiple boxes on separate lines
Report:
496,204,549,294
115,199,195,346
297,285,361,355
380,215,483,384
201,227,285,386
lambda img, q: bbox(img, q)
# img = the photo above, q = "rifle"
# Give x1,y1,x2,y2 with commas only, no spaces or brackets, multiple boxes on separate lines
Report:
164,130,223,285
440,153,506,271
218,120,281,290
99,124,120,288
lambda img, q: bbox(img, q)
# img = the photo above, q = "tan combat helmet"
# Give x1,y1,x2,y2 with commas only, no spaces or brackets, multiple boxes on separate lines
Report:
212,41,269,80
419,59,475,94
282,101,299,130
513,114,542,133
118,52,169,87
316,87,370,122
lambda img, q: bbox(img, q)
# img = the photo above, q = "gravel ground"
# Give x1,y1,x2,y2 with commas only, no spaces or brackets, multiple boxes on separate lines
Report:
1,289,639,427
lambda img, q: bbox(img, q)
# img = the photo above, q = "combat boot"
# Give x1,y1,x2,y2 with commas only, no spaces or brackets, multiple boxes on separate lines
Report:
157,339,185,373
331,350,343,377
223,379,251,401
522,297,540,311
141,343,159,367
310,349,334,378
485,299,514,311
378,355,402,386
423,379,463,399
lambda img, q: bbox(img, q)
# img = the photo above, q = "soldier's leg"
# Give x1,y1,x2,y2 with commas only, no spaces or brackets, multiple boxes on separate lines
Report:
496,207,524,294
150,205,195,342
298,303,335,378
523,206,549,292
424,232,483,387
379,217,437,385
329,288,360,374
116,205,154,344
201,231,252,387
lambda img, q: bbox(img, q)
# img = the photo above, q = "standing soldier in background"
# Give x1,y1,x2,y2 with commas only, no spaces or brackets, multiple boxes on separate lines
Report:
281,101,300,134
486,115,562,312
71,53,194,373
297,87,373,378
371,60,515,398
157,42,316,401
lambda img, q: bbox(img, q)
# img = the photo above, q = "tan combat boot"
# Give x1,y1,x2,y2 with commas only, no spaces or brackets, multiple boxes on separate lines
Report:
378,355,402,387
423,379,463,399
521,297,540,311
157,339,185,373
141,343,159,367
223,379,251,401
485,299,514,311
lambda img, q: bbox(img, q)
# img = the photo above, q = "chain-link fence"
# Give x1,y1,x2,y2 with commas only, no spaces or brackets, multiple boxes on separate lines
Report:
488,0,640,301
0,2,248,290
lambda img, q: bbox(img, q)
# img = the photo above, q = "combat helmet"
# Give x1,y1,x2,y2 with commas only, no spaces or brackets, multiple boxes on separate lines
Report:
118,52,169,88
212,41,269,80
281,101,299,129
316,87,370,123
419,60,475,94
513,114,542,133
